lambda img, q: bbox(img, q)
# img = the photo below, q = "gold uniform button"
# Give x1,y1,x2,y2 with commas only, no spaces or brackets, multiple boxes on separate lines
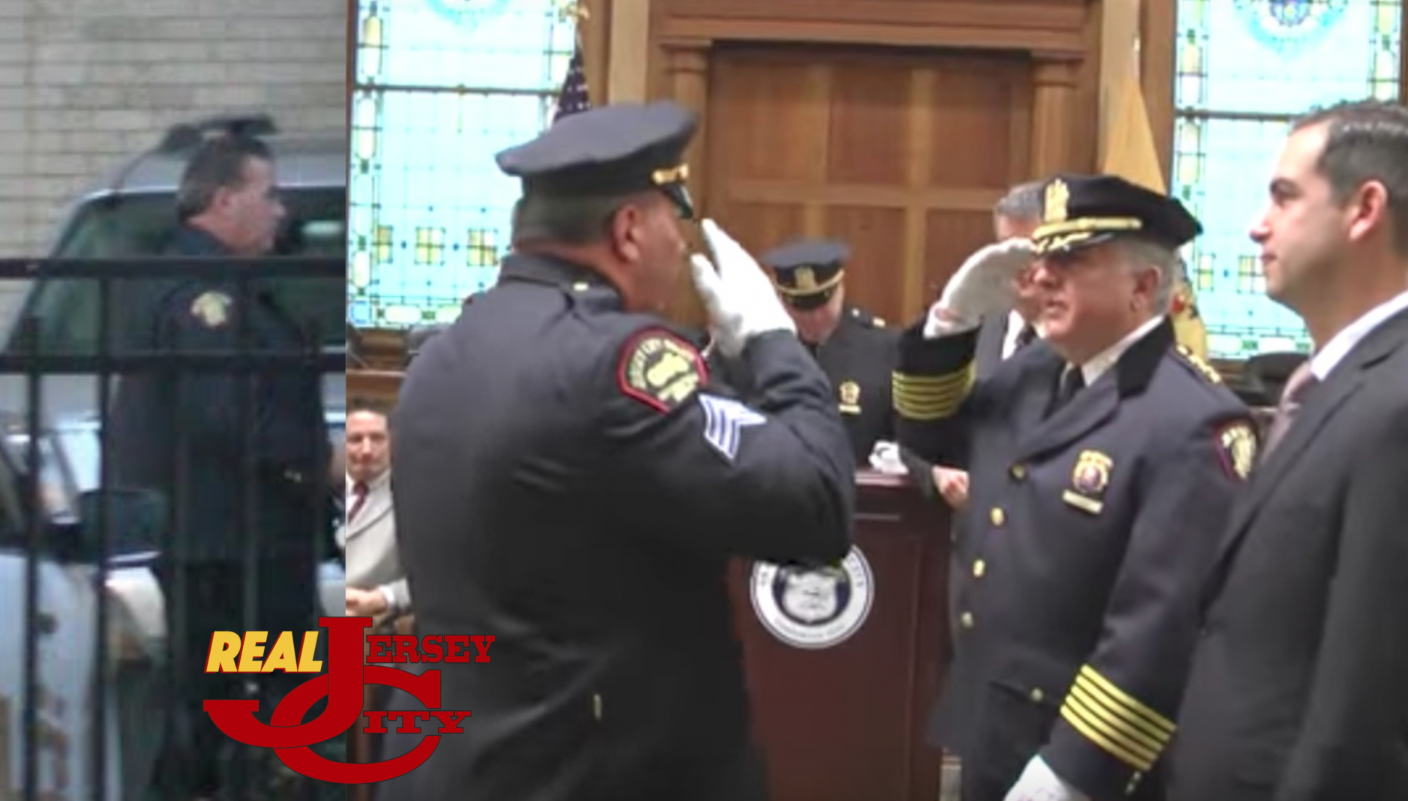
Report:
990,507,1005,527
1010,464,1026,480
973,560,986,578
960,611,975,629
1029,688,1044,703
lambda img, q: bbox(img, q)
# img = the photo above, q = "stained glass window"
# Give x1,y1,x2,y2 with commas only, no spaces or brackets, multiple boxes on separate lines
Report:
1171,0,1402,359
348,0,578,328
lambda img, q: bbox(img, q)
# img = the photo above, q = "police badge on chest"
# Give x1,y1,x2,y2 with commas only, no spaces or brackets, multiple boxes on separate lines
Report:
1062,449,1113,515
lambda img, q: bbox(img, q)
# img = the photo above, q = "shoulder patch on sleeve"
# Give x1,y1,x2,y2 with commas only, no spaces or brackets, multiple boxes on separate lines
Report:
190,290,233,328
1215,420,1259,481
616,329,708,412
1175,344,1223,384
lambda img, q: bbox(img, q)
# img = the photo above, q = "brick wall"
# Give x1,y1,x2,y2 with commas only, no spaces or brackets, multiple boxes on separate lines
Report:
0,0,345,315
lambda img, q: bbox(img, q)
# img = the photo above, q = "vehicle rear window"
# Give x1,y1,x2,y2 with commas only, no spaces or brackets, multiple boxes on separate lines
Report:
12,188,345,355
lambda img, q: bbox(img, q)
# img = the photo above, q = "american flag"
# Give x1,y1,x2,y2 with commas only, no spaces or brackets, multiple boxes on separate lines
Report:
552,43,591,123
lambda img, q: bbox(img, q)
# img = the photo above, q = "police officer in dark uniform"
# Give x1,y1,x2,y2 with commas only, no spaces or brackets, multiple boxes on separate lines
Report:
391,101,855,801
759,238,900,465
893,175,1256,801
107,134,330,799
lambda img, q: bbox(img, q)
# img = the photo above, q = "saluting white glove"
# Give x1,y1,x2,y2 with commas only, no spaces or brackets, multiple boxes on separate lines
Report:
926,238,1035,336
690,218,796,357
1003,755,1089,801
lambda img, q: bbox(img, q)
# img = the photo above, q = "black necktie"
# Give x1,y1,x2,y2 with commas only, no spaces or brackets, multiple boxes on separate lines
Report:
1049,366,1085,416
1014,324,1037,352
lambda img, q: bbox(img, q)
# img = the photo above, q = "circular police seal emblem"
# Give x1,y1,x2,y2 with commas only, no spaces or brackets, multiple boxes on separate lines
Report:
750,546,874,649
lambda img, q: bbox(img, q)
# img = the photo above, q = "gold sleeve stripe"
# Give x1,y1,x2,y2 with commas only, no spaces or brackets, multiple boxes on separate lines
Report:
1064,685,1162,762
1060,699,1157,772
892,366,973,421
1077,666,1176,737
1068,681,1169,748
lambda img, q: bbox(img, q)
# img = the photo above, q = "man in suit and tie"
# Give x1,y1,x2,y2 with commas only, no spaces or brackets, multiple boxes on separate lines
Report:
1169,99,1408,801
342,404,408,620
894,174,1255,801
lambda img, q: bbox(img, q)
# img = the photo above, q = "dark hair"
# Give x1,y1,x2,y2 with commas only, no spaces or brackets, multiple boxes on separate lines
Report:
509,193,628,246
175,134,274,221
1292,99,1408,255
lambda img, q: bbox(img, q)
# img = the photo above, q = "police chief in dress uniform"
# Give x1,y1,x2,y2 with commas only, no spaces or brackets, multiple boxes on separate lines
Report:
106,134,330,798
390,101,856,801
893,175,1257,801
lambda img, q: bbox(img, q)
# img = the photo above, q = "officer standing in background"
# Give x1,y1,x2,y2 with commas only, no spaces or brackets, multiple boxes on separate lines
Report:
722,237,898,465
107,133,331,799
894,175,1255,801
391,101,855,801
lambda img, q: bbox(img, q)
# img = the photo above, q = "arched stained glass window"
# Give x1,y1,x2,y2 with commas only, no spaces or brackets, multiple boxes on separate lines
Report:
1171,0,1403,359
348,0,578,328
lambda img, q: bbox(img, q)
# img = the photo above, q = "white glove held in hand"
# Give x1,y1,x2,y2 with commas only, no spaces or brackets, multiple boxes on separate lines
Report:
931,238,1035,331
1002,755,1088,801
689,219,796,357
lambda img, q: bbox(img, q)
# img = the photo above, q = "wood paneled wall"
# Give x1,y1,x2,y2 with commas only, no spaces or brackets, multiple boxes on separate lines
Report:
641,0,1102,328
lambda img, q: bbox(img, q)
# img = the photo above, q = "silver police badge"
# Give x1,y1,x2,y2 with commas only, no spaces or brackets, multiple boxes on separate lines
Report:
750,545,874,650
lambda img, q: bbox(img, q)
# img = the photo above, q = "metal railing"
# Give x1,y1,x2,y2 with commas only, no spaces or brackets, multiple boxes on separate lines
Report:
0,255,345,801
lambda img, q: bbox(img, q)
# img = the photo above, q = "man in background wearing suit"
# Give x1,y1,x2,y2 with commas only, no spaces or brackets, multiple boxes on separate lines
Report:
342,403,408,620
931,181,1047,512
1170,99,1408,801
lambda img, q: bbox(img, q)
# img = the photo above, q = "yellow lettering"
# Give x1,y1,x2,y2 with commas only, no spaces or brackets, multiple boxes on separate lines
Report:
646,352,689,386
236,631,269,672
205,631,243,672
297,632,323,673
260,632,300,673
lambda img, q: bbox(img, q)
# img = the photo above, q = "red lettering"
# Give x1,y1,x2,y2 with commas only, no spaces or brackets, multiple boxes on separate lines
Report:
470,635,495,663
389,711,432,734
419,636,444,663
392,635,419,663
362,711,391,734
444,635,470,663
366,635,395,663
427,710,471,733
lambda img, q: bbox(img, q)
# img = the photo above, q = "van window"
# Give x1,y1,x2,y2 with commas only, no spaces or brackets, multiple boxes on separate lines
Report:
12,188,345,355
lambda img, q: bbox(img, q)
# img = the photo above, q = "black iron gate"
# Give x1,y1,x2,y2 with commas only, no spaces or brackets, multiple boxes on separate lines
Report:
0,254,345,801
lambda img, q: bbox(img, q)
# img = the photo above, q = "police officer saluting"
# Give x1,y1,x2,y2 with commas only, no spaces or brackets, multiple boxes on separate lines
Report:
391,101,855,801
107,133,330,799
894,175,1255,801
758,238,899,465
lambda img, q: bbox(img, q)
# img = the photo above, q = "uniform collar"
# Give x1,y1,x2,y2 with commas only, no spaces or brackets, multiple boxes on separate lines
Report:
1067,315,1173,395
169,224,235,256
498,251,617,294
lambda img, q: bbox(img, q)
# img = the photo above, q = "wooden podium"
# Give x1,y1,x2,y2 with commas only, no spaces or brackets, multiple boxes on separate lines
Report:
728,471,953,801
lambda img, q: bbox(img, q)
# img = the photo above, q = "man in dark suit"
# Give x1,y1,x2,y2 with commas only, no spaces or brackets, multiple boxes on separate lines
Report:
894,175,1256,801
1168,99,1408,801
390,102,855,801
107,134,330,799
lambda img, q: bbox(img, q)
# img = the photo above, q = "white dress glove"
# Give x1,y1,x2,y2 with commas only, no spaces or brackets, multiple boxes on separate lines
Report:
1002,755,1089,801
927,238,1035,335
690,218,796,357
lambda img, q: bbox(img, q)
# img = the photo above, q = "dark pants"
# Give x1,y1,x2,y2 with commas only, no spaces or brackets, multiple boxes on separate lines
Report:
149,552,318,798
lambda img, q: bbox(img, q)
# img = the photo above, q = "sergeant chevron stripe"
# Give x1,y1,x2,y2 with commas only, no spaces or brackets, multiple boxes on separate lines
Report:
1059,665,1175,772
699,394,766,462
892,363,974,421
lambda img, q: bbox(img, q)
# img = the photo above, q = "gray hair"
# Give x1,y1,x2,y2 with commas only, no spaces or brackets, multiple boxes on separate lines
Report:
1112,238,1180,313
993,180,1046,221
1292,99,1408,255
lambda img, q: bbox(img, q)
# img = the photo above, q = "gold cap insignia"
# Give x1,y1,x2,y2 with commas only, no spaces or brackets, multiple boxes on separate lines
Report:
1044,179,1070,224
795,267,817,292
190,291,232,328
